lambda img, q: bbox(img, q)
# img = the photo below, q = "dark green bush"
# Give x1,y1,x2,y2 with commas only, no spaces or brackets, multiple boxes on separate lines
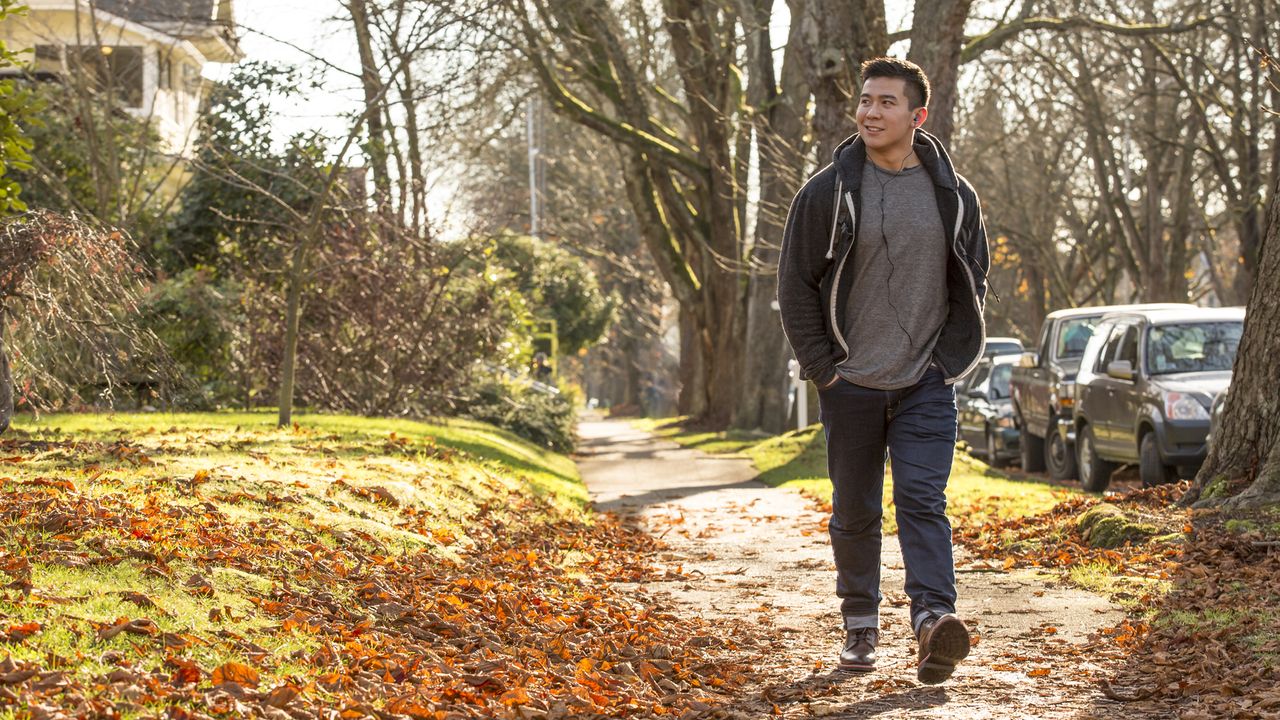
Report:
459,380,577,453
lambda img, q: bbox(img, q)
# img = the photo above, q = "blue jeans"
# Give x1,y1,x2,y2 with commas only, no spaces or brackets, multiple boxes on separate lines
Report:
817,366,958,632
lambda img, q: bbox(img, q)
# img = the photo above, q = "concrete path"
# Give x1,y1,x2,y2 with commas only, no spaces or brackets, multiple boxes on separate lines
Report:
576,416,1134,719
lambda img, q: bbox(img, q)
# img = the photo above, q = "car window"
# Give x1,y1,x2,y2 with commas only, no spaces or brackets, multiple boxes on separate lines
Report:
1116,325,1139,366
989,364,1012,399
969,364,991,390
1037,323,1051,363
1056,318,1098,360
1095,323,1127,373
1146,322,1243,375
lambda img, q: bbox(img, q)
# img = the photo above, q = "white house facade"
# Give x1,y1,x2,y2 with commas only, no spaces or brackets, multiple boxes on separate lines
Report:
1,0,242,155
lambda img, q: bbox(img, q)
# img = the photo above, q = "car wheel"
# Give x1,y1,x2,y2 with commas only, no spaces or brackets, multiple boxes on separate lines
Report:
1019,425,1046,472
1046,424,1078,481
1139,432,1177,488
986,427,1010,468
1077,424,1115,493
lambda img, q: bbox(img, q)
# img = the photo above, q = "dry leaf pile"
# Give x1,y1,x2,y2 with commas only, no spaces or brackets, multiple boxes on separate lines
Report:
0,429,749,719
951,480,1280,718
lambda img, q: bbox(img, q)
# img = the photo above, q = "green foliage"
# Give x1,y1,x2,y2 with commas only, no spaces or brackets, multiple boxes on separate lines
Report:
490,233,615,356
165,62,328,274
0,1,34,214
13,83,167,237
139,269,245,408
458,379,578,453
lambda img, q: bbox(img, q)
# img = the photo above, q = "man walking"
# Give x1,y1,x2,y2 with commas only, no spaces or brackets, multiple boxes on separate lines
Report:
776,57,989,684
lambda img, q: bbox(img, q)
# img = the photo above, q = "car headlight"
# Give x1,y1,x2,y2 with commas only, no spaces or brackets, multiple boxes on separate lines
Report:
1164,392,1209,421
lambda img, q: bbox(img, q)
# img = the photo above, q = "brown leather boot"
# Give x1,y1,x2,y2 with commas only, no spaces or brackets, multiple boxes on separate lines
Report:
916,614,970,684
838,627,878,673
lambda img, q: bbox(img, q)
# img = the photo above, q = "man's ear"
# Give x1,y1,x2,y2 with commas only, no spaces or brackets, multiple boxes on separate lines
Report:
913,107,929,128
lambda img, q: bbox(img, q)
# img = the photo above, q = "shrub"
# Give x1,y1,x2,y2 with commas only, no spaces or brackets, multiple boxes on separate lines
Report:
458,379,577,453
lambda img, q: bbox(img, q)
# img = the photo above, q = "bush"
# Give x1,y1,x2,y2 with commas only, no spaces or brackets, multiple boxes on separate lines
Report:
458,379,577,453
139,268,247,409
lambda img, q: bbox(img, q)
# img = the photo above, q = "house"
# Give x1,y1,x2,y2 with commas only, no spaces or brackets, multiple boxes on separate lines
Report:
0,0,243,154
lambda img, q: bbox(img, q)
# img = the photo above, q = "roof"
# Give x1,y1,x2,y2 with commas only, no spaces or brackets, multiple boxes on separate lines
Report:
1044,302,1194,321
1099,306,1246,325
94,0,217,24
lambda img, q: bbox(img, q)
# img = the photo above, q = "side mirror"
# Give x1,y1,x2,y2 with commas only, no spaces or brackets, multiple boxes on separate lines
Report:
1106,359,1135,381
967,388,987,399
1019,351,1039,368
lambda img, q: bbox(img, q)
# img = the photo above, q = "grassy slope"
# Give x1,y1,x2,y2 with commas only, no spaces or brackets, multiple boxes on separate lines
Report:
634,418,1077,534
1,413,582,667
0,411,692,717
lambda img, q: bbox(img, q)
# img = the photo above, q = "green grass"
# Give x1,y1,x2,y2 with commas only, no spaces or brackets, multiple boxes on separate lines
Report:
637,418,1076,535
0,410,588,693
16,410,586,512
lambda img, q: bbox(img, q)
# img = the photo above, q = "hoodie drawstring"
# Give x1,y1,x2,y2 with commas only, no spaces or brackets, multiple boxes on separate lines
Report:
826,178,843,260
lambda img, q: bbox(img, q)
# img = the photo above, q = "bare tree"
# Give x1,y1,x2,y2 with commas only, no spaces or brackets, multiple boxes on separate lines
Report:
1,211,174,432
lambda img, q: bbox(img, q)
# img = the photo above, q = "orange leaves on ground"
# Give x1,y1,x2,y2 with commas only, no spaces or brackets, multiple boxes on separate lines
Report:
4,622,41,642
98,617,159,640
184,573,214,597
210,661,260,687
0,432,745,719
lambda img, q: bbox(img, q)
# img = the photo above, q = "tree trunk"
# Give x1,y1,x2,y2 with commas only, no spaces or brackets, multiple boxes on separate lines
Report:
348,0,392,217
1184,172,1280,509
808,0,887,161
676,306,707,418
0,319,12,434
906,0,972,146
734,0,810,433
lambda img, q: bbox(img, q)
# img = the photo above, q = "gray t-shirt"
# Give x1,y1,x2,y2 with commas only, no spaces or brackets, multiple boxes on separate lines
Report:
835,161,949,390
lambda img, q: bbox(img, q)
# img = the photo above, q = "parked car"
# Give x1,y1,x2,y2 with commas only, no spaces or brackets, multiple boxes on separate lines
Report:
1010,303,1192,480
1072,306,1244,492
955,337,1025,397
984,336,1024,357
958,353,1021,467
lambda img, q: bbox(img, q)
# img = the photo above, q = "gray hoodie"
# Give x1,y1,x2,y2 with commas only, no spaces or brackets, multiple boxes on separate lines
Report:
777,129,990,388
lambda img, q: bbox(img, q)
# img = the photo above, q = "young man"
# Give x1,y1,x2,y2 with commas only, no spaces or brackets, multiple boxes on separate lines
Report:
776,57,989,684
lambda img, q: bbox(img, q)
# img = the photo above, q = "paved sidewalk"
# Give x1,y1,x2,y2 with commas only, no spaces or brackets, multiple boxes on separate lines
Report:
576,416,1132,719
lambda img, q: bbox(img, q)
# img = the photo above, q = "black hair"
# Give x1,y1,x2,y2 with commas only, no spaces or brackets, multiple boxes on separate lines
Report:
859,56,931,109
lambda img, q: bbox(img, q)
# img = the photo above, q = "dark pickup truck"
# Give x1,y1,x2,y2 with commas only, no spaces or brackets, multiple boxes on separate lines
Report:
1009,303,1191,479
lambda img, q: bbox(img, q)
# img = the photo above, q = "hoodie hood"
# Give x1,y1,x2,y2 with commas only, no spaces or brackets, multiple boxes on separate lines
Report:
832,129,960,193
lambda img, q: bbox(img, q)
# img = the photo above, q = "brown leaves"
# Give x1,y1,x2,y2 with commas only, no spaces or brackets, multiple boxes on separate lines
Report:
4,621,41,642
210,661,260,688
185,573,214,597
98,617,159,641
0,426,744,720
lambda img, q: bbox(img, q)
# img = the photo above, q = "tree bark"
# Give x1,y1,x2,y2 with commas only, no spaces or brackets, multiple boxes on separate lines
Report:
906,0,972,146
347,0,392,217
808,0,887,161
0,318,12,434
734,0,810,432
1184,171,1280,509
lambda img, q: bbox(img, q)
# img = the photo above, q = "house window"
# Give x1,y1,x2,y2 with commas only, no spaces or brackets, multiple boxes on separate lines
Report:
33,44,63,73
70,46,145,108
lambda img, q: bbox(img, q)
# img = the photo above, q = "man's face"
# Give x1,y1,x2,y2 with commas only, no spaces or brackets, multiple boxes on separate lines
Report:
856,76,919,151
